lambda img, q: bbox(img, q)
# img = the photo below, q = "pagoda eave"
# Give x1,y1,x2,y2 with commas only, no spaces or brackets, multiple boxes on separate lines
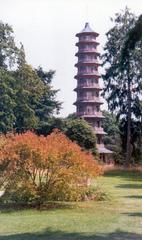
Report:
94,130,107,135
74,75,100,80
78,115,105,119
74,101,103,105
74,73,101,78
76,32,99,37
74,86,103,91
97,145,113,154
75,51,100,56
75,62,100,67
76,41,100,46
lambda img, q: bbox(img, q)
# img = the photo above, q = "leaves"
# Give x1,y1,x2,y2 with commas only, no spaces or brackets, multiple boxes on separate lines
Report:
0,130,101,203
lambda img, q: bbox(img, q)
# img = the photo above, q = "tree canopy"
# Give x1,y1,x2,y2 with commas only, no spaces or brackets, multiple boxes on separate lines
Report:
0,21,61,133
102,8,142,165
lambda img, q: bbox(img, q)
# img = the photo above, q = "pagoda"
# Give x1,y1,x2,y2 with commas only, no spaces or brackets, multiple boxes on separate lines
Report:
74,22,112,162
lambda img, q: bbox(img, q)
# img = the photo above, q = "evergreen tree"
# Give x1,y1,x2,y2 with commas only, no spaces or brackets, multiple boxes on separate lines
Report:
0,21,19,69
102,8,142,165
0,21,61,133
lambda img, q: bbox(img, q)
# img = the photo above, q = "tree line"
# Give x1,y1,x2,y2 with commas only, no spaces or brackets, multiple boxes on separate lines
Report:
0,7,142,166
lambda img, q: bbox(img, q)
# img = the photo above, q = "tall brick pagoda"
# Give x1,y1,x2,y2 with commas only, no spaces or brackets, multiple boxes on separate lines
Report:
74,22,112,161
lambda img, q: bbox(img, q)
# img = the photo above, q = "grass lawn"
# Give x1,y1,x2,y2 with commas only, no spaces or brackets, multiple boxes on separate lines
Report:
0,169,142,240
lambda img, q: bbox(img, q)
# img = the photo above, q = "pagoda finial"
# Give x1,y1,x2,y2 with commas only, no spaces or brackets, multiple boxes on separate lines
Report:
85,22,89,28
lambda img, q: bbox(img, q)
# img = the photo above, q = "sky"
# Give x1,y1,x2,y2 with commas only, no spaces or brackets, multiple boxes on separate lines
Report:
0,0,142,117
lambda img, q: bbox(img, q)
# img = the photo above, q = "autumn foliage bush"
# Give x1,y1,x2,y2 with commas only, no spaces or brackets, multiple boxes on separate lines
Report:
0,130,102,205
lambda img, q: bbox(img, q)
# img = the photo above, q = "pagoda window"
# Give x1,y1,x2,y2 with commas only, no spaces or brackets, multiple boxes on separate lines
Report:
79,66,86,72
86,106,92,114
79,91,83,97
91,79,94,85
96,105,100,112
78,106,83,112
78,56,85,62
97,121,100,127
86,79,90,86
91,91,95,97
95,91,99,97
97,137,101,144
92,106,96,112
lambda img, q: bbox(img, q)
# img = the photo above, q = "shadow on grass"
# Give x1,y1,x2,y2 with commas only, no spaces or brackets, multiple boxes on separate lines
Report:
124,195,142,199
0,202,77,213
116,184,142,189
0,230,142,240
123,212,142,217
104,169,142,181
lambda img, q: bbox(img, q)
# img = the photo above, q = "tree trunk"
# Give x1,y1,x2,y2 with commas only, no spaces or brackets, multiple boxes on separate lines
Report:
126,70,132,167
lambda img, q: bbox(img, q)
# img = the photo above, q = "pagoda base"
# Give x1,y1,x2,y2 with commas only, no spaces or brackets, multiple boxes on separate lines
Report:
97,144,113,164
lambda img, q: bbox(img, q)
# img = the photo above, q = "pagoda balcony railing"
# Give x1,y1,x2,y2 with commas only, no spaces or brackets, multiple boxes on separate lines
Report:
77,70,99,75
77,111,103,117
77,83,100,88
78,47,97,52
94,127,105,132
77,96,100,101
77,59,99,63
79,36,96,41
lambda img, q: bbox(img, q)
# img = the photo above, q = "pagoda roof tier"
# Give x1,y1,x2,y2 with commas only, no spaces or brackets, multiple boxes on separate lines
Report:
74,99,103,105
81,114,105,119
74,75,100,80
76,41,99,46
76,23,99,37
97,144,113,154
75,50,100,56
93,127,107,135
75,72,101,78
74,85,103,91
75,62,100,67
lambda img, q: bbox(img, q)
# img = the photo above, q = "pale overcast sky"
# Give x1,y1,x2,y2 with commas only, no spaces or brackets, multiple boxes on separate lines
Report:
0,0,142,116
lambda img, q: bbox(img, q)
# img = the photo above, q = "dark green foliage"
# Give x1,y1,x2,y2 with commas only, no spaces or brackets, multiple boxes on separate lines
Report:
102,8,138,116
0,21,19,69
65,118,97,153
37,117,97,154
119,116,142,164
66,113,77,120
102,111,119,136
0,21,61,133
102,111,123,163
36,66,55,85
36,117,66,136
121,14,142,67
0,69,16,133
102,8,142,165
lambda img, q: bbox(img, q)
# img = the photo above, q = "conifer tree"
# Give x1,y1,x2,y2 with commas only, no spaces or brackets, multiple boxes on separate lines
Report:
102,8,142,165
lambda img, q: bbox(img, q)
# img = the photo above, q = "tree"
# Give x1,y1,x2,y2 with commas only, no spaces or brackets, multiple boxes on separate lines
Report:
33,67,61,133
102,8,142,165
120,15,142,164
13,64,61,133
0,21,61,133
0,130,101,205
36,116,97,154
0,21,19,69
0,69,16,133
102,111,122,163
65,119,97,154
